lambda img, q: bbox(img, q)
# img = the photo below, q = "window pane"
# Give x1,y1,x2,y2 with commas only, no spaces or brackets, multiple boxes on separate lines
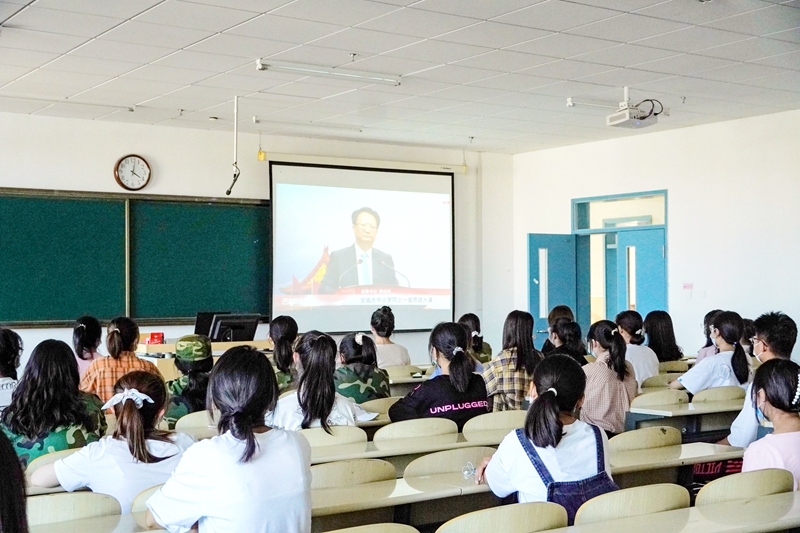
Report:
574,193,665,231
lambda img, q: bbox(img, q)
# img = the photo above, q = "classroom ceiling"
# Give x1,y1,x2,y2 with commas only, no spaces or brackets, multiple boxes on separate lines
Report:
1,0,799,154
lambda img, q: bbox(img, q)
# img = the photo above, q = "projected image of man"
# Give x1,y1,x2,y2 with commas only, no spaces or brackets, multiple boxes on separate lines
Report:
320,207,399,294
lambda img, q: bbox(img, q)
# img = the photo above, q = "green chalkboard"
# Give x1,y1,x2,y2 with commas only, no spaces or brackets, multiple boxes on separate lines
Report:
0,195,126,323
130,200,271,319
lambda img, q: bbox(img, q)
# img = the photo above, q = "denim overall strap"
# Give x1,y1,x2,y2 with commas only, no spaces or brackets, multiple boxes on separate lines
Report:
515,428,555,485
588,424,606,474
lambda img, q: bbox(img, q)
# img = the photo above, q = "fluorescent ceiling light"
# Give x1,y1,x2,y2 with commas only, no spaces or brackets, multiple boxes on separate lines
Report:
256,59,401,86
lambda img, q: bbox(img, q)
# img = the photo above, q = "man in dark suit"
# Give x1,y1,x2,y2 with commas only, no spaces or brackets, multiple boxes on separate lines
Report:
319,207,399,294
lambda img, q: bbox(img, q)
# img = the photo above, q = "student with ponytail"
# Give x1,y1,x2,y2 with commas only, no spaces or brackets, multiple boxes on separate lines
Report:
477,355,617,525
0,430,27,533
672,311,751,394
458,313,492,363
389,322,489,431
0,328,23,411
546,318,588,366
269,315,299,392
696,309,723,364
615,310,659,391
334,332,390,404
80,317,159,406
72,316,103,377
146,346,312,533
581,320,638,436
31,371,193,513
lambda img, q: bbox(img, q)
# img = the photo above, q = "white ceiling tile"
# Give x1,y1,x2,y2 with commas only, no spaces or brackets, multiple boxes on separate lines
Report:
258,107,340,122
567,14,690,42
751,49,800,70
408,110,477,123
407,64,500,84
298,99,374,114
635,75,763,99
573,43,680,66
6,7,123,38
0,64,32,84
634,26,750,53
766,27,800,43
226,14,345,43
452,50,555,72
466,73,560,90
0,2,22,20
323,88,411,106
266,45,371,68
355,105,426,119
271,0,398,26
0,47,59,68
134,0,257,32
100,21,213,49
69,87,167,105
264,80,354,98
569,0,679,10
489,106,565,121
696,37,800,61
43,55,141,77
740,69,800,90
325,113,406,126
70,40,173,63
187,34,295,58
635,0,769,25
426,84,513,102
32,102,120,119
435,22,551,49
520,59,616,80
363,76,456,95
349,55,440,76
358,8,478,38
577,67,672,86
309,28,422,55
412,0,546,20
3,68,110,90
508,33,619,58
636,53,738,75
31,0,164,19
87,77,185,96
249,92,317,106
97,106,184,123
153,50,251,73
140,93,222,110
441,101,521,116
527,80,615,97
124,64,213,84
383,94,466,110
493,1,620,32
692,62,789,82
385,40,491,64
0,80,83,98
168,85,252,102
0,28,87,54
196,73,289,91
704,5,800,36
480,91,568,110
0,96,52,114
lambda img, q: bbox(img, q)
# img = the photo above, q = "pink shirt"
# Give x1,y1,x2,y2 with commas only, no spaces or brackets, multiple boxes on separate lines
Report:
75,352,103,378
743,431,800,489
695,345,718,364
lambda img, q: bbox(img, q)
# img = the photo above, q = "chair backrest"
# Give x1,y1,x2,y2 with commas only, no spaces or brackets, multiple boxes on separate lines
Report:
330,525,420,533
373,418,458,442
279,389,296,399
131,484,163,513
462,410,527,438
696,468,795,506
383,365,423,379
27,492,122,526
174,410,212,430
574,484,690,525
436,502,568,533
425,366,435,376
659,360,689,373
608,426,682,453
311,458,396,490
359,397,402,414
403,447,498,478
25,449,80,484
298,426,367,447
692,386,746,403
641,373,683,389
105,413,117,435
630,389,689,408
584,355,596,363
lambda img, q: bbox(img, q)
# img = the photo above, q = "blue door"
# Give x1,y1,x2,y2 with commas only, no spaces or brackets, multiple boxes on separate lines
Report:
615,228,667,318
528,234,577,349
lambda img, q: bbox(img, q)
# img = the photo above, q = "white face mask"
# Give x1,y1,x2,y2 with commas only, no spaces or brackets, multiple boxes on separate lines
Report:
753,339,766,363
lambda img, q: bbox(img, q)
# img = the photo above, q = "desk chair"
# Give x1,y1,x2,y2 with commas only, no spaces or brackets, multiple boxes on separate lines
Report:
641,373,684,389
311,458,396,490
105,413,117,435
25,449,79,485
695,468,794,506
131,484,163,513
436,502,568,533
630,389,689,408
360,397,402,414
174,410,212,430
330,525,419,533
27,492,121,526
299,426,367,447
574,484,690,525
660,361,689,373
373,418,458,442
692,386,746,403
584,355,596,363
462,410,526,439
403,447,497,478
384,365,424,380
608,426,681,453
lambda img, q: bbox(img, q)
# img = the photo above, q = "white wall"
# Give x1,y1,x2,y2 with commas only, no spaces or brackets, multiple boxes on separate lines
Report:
512,109,800,356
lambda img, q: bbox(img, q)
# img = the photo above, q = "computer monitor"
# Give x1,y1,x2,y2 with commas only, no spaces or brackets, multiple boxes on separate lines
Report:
195,311,231,336
209,314,260,342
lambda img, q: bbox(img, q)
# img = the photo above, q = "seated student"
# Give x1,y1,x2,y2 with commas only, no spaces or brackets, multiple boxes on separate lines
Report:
615,310,659,391
540,305,575,355
696,310,723,364
0,431,28,533
270,315,299,392
546,318,588,366
1,340,106,468
146,346,312,533
721,312,797,447
741,318,756,358
267,331,369,431
80,317,159,406
476,355,617,525
30,371,194,513
482,310,543,412
458,313,492,363
581,321,637,437
334,332,390,404
164,335,213,430
73,316,104,378
644,310,684,362
0,328,23,412
389,322,489,430
742,359,800,487
431,320,485,378
671,311,750,394
371,306,411,368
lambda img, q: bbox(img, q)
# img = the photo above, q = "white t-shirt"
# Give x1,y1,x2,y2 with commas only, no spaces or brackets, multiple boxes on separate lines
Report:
485,420,612,503
677,350,747,394
728,382,760,447
376,343,411,368
624,344,660,391
54,433,195,513
265,391,373,431
147,429,311,533
0,377,17,411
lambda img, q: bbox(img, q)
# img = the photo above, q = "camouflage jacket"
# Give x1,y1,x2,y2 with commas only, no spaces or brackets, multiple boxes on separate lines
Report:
165,375,189,396
333,363,390,404
2,392,107,468
275,370,296,393
471,342,493,364
164,396,194,430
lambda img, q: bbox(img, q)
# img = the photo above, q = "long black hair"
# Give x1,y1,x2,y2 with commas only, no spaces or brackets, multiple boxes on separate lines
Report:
550,318,587,359
209,346,278,463
0,328,22,381
106,317,139,359
751,358,800,418
587,320,629,381
269,315,298,375
296,331,337,433
524,354,585,449
643,311,683,362
112,371,172,463
73,316,102,361
371,306,395,338
502,310,541,375
741,318,755,357
703,309,723,349
0,430,27,533
458,313,483,354
174,357,213,412
339,333,377,366
429,322,475,393
713,311,750,385
615,310,645,345
2,340,96,439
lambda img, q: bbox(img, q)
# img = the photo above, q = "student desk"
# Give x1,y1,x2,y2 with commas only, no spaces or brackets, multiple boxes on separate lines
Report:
30,512,163,533
626,399,744,442
137,340,273,381
388,375,427,396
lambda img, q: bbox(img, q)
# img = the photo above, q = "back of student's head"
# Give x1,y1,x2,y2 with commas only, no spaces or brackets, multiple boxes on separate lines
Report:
0,328,23,381
111,371,170,463
339,332,377,366
551,318,586,357
741,318,755,356
72,315,102,361
547,305,574,326
210,346,278,462
751,358,800,415
587,320,629,381
429,322,475,393
269,315,298,374
296,331,337,432
643,310,683,362
0,430,28,533
371,306,395,338
106,317,139,359
754,312,797,359
712,311,749,385
703,309,723,348
457,313,483,354
174,334,213,412
502,310,540,375
524,354,585,448
615,310,645,345
2,339,94,439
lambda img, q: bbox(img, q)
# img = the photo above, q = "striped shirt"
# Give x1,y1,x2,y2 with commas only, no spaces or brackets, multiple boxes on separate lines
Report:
481,348,540,412
79,352,160,408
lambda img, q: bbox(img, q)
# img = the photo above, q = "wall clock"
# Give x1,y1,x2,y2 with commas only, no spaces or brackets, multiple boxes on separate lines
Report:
114,154,151,191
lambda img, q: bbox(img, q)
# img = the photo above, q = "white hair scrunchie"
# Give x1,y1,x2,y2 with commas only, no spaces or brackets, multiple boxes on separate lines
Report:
793,372,800,406
547,387,558,397
452,347,464,356
355,332,364,346
471,331,479,338
101,388,154,411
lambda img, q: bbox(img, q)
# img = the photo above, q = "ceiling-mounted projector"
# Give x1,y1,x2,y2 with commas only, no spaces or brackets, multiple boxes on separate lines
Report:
606,107,658,129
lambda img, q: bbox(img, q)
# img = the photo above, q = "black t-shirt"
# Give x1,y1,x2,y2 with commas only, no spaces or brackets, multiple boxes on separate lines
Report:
388,373,489,431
